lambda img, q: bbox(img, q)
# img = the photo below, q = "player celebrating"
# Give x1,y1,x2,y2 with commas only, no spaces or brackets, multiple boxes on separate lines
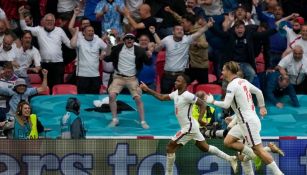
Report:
140,74,238,175
205,61,284,175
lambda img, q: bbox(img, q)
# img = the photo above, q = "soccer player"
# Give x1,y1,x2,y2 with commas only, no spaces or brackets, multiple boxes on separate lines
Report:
205,61,284,175
140,74,238,175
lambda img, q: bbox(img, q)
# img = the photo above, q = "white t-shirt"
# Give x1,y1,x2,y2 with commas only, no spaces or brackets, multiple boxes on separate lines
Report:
20,20,71,63
14,46,41,77
215,78,264,124
278,53,307,85
117,45,136,76
283,25,301,47
169,90,200,133
0,8,6,20
199,0,224,16
0,43,17,62
125,0,143,19
57,0,79,13
161,35,193,71
76,35,107,77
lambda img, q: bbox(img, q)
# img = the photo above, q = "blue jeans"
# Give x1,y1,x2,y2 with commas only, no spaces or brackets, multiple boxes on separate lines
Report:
268,52,282,69
239,63,256,83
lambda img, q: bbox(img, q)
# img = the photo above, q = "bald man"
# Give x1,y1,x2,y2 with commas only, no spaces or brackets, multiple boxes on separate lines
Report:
0,34,17,66
277,45,307,94
123,4,157,41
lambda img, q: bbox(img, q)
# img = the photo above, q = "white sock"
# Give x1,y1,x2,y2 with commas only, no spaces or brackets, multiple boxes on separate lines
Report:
166,153,175,175
267,161,284,175
208,145,232,161
264,146,271,152
242,145,257,160
215,130,224,138
241,160,254,175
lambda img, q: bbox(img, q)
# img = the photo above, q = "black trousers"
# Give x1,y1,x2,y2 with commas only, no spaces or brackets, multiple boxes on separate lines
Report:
76,76,101,94
185,68,209,84
41,62,64,91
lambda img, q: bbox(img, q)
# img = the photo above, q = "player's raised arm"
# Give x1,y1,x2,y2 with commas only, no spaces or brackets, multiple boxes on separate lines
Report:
139,82,170,101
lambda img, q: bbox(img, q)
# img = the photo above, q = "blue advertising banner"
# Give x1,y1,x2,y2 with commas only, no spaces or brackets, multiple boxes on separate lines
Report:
0,138,304,174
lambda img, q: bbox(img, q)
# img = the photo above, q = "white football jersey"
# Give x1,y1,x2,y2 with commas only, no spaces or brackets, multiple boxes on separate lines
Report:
225,78,261,124
169,90,200,133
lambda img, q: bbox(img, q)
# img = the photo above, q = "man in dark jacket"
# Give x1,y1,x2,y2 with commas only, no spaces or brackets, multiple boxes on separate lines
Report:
265,71,299,108
220,20,277,82
106,33,151,129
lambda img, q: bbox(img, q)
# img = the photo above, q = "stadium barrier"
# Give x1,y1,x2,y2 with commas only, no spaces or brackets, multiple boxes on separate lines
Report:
0,137,305,174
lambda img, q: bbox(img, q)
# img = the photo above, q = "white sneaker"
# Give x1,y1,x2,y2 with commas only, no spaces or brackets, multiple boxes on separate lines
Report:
141,121,149,129
108,118,119,127
230,156,238,174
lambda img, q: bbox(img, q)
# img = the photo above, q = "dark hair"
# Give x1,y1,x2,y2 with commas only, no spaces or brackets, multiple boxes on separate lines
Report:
66,97,81,115
21,30,33,38
81,17,90,22
233,20,245,28
178,74,191,84
83,25,94,31
3,61,13,70
16,101,30,116
182,13,196,25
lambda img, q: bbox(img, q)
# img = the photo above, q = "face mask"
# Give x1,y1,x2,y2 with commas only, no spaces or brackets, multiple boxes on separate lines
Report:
293,29,301,34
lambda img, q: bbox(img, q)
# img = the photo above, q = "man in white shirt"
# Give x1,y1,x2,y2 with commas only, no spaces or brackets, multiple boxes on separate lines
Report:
277,45,307,94
152,20,213,93
0,34,17,65
283,24,307,58
206,61,284,175
14,31,41,84
140,74,238,175
106,33,150,129
71,26,109,94
19,7,72,90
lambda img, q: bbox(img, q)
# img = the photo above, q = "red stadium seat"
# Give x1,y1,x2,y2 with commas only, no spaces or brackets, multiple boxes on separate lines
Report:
256,52,265,73
155,59,165,93
208,74,217,83
208,61,214,74
28,74,42,84
195,84,223,95
31,84,50,95
64,59,76,74
52,84,78,95
157,50,166,62
187,84,195,93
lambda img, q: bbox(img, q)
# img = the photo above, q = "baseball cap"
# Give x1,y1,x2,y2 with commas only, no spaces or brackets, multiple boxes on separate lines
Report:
14,78,27,88
294,17,305,25
123,33,136,40
236,4,247,11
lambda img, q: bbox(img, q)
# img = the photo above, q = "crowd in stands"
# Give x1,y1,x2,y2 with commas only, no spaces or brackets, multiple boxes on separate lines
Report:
0,0,307,135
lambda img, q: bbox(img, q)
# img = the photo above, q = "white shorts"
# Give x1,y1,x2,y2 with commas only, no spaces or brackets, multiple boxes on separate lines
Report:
171,129,205,145
228,121,261,147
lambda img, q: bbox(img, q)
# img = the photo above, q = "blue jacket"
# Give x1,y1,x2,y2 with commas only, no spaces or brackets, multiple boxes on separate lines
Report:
265,72,300,107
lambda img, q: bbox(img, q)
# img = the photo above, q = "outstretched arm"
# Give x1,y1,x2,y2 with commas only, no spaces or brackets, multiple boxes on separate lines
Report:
191,18,214,41
140,82,170,101
36,69,48,93
68,7,81,35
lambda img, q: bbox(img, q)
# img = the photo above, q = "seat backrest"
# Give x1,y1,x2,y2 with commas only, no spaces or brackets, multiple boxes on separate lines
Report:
208,74,217,83
28,74,42,84
52,84,78,95
195,84,223,95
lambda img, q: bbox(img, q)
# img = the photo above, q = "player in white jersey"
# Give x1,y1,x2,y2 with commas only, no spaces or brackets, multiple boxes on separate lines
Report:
140,74,238,175
206,61,284,175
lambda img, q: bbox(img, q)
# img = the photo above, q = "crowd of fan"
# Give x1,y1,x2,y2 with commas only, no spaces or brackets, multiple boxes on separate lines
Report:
0,0,306,132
